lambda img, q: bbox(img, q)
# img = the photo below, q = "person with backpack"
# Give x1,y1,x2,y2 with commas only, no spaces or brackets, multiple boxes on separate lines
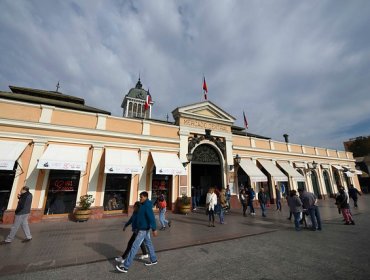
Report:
158,194,171,230
115,201,149,265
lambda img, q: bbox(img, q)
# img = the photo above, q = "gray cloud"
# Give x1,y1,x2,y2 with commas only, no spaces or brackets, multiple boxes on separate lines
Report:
0,0,369,150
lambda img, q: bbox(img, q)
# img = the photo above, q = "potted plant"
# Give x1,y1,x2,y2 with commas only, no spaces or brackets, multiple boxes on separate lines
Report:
178,194,191,215
74,194,95,222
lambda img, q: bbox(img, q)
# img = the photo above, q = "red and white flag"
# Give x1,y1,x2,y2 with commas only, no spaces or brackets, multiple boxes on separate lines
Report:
144,91,152,111
203,77,208,100
243,111,248,129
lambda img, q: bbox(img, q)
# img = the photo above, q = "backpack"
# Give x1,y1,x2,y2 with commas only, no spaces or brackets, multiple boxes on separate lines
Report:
158,200,167,209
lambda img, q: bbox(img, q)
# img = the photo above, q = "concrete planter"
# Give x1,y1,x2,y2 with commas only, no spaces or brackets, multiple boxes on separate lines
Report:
74,209,91,222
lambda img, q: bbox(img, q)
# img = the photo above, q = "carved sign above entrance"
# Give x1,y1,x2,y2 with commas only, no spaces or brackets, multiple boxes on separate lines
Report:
181,118,230,132
188,134,226,158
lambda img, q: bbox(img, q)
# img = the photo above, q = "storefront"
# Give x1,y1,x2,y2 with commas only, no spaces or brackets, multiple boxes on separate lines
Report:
0,84,361,223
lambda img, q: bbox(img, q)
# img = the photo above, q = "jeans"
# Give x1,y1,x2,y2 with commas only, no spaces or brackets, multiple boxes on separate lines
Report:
248,200,255,213
122,231,148,259
276,200,282,211
123,230,157,269
293,212,301,230
307,206,322,230
208,209,215,222
260,203,266,217
159,208,169,228
6,214,32,242
219,207,225,224
192,196,197,209
241,202,247,216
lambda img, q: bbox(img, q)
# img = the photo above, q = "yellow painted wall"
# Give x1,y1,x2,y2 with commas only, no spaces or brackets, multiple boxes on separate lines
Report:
254,139,270,150
0,102,41,122
150,124,178,138
337,151,347,159
274,142,288,152
106,118,143,134
304,146,316,155
233,136,251,147
290,144,303,153
316,148,327,156
51,110,97,129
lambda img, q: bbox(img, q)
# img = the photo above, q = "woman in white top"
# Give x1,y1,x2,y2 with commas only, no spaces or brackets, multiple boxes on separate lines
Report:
206,187,218,227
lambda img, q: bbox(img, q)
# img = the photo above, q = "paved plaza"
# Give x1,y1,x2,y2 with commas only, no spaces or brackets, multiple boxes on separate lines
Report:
1,196,369,279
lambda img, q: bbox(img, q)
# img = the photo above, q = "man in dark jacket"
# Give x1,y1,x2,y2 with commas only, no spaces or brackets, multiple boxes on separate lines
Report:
348,184,361,208
1,186,33,244
298,187,322,231
116,191,158,273
258,187,268,217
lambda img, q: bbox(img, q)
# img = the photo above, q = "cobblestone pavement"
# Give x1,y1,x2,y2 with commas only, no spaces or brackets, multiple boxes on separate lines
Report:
0,196,368,277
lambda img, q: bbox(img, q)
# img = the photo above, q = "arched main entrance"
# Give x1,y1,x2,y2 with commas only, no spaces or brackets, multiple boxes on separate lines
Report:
311,170,321,198
191,144,223,206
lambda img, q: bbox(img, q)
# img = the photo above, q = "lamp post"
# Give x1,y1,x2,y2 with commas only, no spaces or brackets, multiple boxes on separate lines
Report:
183,153,193,167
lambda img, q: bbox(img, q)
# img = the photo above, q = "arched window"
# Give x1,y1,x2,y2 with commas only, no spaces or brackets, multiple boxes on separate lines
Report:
311,170,321,198
333,170,341,191
323,170,333,197
133,103,137,117
128,102,133,117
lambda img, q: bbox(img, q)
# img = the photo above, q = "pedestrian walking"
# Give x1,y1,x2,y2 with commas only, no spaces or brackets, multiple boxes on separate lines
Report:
287,190,303,231
218,188,227,224
116,191,158,273
298,187,322,231
115,202,149,264
158,194,171,230
337,187,355,225
247,187,256,215
258,187,267,217
225,185,231,211
275,185,282,211
348,184,361,208
206,187,217,227
1,186,33,245
239,189,248,216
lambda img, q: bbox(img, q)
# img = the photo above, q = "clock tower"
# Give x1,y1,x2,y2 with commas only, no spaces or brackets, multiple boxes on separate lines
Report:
121,78,153,119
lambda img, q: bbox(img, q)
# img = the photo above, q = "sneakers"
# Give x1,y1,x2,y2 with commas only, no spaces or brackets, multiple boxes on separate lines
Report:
115,256,124,263
0,240,11,245
116,265,128,273
139,254,149,260
168,221,172,228
22,238,32,243
144,260,158,266
159,227,166,231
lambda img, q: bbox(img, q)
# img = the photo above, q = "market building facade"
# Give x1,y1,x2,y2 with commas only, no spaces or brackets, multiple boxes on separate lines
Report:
0,82,360,224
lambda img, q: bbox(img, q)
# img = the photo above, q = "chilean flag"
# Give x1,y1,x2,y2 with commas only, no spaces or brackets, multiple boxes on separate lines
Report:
144,91,152,111
203,77,208,100
243,111,248,129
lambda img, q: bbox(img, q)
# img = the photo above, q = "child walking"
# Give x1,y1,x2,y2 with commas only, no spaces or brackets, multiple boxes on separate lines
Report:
115,202,148,265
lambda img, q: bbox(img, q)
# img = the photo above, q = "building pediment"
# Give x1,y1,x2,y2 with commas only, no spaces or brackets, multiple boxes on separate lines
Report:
172,101,235,126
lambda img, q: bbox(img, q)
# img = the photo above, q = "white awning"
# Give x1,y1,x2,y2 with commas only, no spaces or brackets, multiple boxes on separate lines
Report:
151,152,186,175
344,171,354,177
258,159,288,182
105,149,142,174
0,140,29,170
277,161,306,182
355,170,362,175
239,159,268,182
294,162,307,168
332,165,344,171
37,144,89,171
321,164,330,169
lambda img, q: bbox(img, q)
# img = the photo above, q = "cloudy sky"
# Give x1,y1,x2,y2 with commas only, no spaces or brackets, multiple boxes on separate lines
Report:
1,0,369,151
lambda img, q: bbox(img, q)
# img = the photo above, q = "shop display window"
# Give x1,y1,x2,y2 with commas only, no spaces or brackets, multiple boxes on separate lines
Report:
104,174,131,212
44,170,80,215
152,171,171,208
0,167,16,221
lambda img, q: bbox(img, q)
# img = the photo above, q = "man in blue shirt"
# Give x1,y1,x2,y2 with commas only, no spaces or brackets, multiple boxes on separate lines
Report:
116,191,158,273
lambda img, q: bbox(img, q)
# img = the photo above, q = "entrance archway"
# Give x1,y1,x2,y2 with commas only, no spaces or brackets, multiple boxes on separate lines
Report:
191,144,223,206
311,170,321,198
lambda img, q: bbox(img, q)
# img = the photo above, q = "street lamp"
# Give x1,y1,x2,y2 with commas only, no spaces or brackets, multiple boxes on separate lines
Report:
230,154,242,170
182,152,193,167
